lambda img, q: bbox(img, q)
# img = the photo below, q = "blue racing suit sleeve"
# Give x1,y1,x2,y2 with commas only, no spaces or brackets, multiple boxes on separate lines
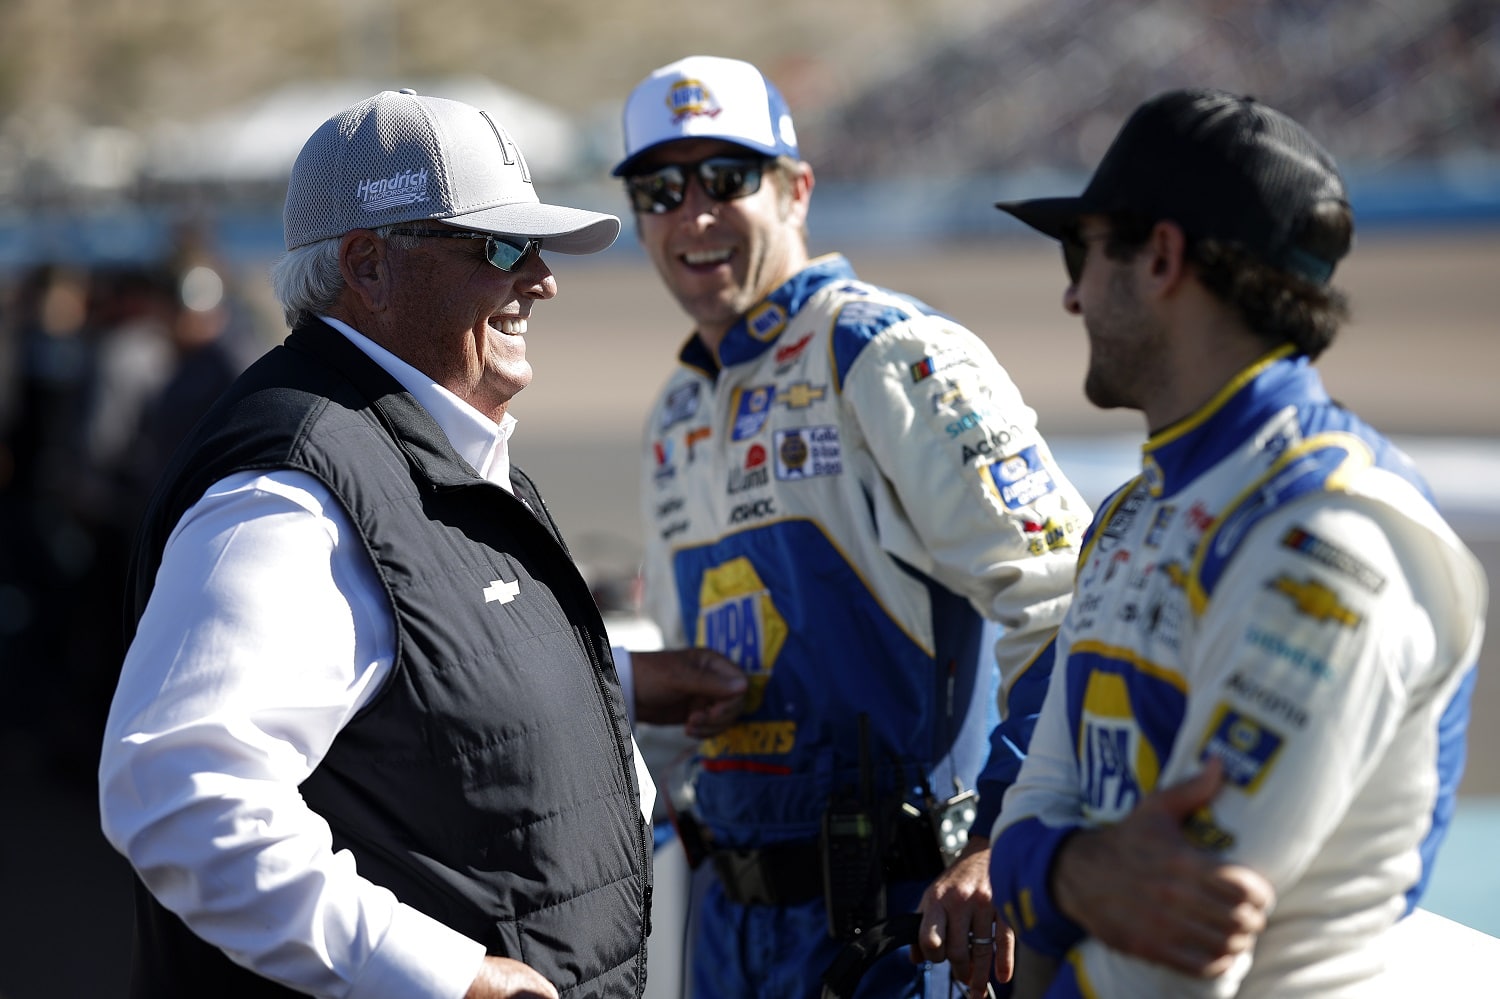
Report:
973,633,1057,835
990,814,1087,959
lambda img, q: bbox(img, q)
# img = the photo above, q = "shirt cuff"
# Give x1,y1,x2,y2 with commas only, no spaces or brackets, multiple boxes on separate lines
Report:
613,646,635,727
992,817,1088,959
350,902,488,999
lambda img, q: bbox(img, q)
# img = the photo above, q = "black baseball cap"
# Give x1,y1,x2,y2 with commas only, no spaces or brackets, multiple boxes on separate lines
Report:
995,88,1350,284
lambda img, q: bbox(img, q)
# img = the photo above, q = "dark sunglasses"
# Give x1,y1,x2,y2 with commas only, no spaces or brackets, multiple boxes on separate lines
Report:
1061,231,1089,285
624,156,770,215
387,227,541,272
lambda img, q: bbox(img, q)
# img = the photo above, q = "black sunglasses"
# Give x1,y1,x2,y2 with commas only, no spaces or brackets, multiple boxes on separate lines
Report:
387,227,541,272
624,156,770,215
1061,231,1089,285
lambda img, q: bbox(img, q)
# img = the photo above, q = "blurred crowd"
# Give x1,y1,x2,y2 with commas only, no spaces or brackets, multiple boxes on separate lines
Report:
805,0,1500,178
0,229,268,786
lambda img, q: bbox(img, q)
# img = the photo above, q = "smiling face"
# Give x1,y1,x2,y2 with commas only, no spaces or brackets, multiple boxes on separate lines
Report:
629,138,812,354
343,227,558,422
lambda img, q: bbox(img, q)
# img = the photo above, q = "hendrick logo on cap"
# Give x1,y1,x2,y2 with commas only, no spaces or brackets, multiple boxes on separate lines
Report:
356,167,431,213
666,78,723,125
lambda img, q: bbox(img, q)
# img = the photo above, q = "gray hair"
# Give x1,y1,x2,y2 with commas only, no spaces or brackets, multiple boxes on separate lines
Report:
268,225,421,328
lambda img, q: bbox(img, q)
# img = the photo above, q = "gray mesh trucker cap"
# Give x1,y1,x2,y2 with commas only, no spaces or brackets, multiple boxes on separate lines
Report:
283,89,619,253
996,88,1349,284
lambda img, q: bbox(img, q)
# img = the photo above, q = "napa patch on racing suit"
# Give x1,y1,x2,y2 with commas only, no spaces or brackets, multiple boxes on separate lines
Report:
989,349,1487,997
639,255,1091,849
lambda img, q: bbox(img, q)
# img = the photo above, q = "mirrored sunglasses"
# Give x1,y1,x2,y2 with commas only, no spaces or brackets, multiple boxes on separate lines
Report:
387,227,541,272
624,156,769,215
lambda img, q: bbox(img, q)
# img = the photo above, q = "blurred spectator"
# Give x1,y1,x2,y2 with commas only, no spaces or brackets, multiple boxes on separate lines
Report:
805,0,1500,179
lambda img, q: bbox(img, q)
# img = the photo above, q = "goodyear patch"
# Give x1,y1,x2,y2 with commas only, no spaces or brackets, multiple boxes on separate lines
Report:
731,385,776,441
1281,526,1386,593
774,425,841,480
1200,704,1284,791
659,381,701,431
1267,575,1362,628
984,445,1058,510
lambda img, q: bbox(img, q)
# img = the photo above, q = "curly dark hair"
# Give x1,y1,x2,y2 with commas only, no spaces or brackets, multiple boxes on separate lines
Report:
1102,202,1353,359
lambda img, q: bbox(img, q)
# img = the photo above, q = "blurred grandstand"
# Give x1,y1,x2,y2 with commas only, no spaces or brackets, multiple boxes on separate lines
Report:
0,0,1495,240
802,0,1500,177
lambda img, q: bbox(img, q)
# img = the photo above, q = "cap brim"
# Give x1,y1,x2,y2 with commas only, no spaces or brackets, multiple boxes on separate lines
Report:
993,196,1092,241
446,203,621,255
611,138,785,177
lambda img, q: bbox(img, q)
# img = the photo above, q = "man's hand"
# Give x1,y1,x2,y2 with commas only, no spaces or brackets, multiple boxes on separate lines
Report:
631,647,747,738
463,956,558,998
1052,757,1274,977
910,837,1013,993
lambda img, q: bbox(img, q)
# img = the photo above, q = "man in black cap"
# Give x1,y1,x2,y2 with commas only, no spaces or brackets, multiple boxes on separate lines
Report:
985,88,1487,996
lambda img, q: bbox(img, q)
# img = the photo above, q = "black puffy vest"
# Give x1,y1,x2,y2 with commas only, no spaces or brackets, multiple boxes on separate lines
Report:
124,320,650,998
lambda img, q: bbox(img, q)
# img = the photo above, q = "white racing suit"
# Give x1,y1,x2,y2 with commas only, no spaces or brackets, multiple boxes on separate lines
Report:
990,347,1488,998
639,254,1090,997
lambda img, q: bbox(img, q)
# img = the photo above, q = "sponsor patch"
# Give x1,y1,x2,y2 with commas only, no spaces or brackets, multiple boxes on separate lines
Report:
731,385,777,441
1280,527,1386,593
357,167,430,213
652,439,676,485
1200,704,1283,791
910,349,967,383
1244,624,1334,681
774,332,815,367
747,301,787,341
699,720,797,758
778,381,827,410
1226,670,1309,728
666,77,723,124
774,426,842,480
1145,505,1175,548
660,382,701,431
729,497,775,523
728,444,770,493
686,425,712,461
983,445,1058,509
1266,575,1362,628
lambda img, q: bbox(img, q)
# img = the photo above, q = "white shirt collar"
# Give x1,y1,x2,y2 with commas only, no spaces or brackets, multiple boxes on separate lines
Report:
319,316,517,491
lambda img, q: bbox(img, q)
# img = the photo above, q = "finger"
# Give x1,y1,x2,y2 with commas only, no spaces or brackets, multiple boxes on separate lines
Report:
1151,756,1225,821
965,919,997,993
912,901,948,964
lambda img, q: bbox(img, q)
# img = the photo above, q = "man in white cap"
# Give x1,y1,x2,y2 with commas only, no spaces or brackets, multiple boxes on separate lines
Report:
99,89,747,999
613,57,1091,997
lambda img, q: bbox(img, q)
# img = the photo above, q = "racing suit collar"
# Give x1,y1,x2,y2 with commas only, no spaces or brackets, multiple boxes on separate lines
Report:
676,255,855,375
1140,345,1329,498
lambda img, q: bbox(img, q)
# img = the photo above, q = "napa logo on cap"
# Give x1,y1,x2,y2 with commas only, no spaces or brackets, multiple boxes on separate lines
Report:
666,77,723,125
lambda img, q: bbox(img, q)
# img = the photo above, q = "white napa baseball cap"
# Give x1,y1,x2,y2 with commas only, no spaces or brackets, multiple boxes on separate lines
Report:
283,89,619,254
612,56,800,177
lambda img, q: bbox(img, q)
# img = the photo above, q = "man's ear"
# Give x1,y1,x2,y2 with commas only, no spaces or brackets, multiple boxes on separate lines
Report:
1143,220,1190,297
340,230,390,312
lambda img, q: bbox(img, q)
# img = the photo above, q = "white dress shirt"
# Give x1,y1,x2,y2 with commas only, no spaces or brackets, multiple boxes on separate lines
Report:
99,317,651,999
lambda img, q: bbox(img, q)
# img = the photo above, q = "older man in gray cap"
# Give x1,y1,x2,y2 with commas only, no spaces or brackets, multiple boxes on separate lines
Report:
99,89,745,999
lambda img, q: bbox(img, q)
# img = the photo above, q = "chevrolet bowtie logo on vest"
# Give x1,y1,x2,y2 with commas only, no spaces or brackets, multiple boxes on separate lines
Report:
483,578,521,605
